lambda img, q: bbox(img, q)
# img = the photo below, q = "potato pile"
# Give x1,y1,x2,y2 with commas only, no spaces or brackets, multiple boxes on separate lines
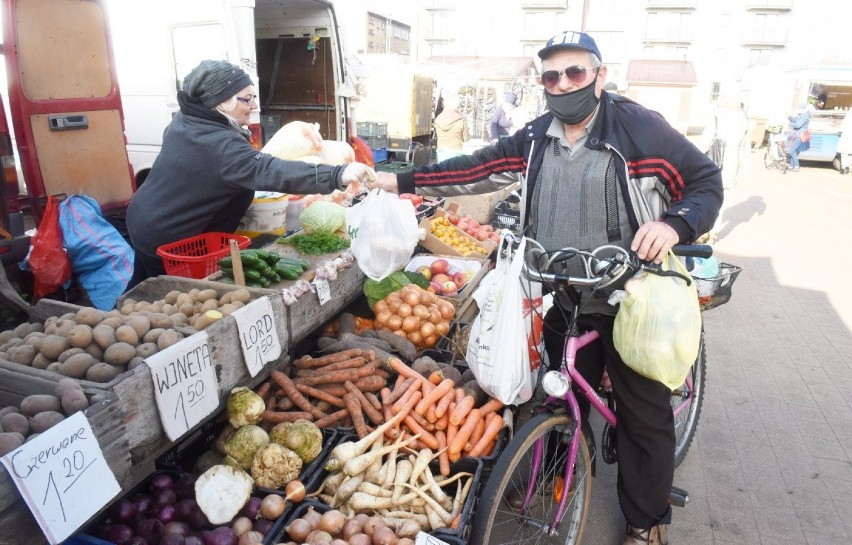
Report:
0,378,89,455
120,287,252,330
0,307,186,383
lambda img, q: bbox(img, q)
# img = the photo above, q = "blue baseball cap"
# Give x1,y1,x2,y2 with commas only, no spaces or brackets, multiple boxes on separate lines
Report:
538,31,602,62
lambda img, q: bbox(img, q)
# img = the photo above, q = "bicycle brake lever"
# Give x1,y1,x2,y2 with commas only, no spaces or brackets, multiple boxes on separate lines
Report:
642,262,693,286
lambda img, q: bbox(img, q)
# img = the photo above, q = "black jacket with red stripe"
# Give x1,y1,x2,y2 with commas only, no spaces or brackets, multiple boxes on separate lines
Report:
397,92,723,243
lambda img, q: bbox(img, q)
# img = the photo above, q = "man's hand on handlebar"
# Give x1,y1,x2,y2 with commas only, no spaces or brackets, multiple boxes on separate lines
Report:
631,221,680,264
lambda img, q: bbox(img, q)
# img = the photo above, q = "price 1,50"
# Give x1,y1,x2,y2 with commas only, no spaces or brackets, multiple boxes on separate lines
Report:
174,379,206,428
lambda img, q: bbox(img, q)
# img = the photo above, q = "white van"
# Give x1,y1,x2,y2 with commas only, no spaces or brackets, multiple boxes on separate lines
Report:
108,0,352,186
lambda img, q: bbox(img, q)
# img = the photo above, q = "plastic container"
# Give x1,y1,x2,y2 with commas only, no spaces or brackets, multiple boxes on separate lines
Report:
237,192,289,235
285,195,307,232
157,232,251,279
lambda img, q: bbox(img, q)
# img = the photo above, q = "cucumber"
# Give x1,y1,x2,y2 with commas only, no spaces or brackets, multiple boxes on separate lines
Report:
237,251,263,269
220,266,234,279
217,256,233,268
274,262,302,281
278,257,310,272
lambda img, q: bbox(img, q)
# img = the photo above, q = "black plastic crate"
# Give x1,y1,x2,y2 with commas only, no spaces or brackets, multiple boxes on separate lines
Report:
492,200,521,233
274,457,482,541
157,420,338,498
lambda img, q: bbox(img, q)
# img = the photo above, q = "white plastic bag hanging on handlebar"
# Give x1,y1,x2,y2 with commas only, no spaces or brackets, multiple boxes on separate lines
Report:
613,251,701,390
466,234,544,405
346,189,421,281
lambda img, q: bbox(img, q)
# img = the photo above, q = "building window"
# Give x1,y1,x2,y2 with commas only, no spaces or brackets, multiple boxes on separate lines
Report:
645,11,691,41
711,82,720,102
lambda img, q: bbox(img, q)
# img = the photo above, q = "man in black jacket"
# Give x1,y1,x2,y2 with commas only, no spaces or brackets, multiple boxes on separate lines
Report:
371,31,722,545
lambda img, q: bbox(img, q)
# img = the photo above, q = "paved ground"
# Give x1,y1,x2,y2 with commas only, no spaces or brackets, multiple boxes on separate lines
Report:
581,152,852,544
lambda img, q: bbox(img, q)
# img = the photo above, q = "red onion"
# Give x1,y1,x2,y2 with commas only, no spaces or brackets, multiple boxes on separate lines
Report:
103,524,134,545
188,508,212,531
151,488,178,509
173,475,197,500
238,497,262,520
126,537,149,545
184,535,204,545
156,505,177,525
149,474,175,492
175,499,198,521
132,494,153,515
160,534,186,545
109,499,139,524
201,527,238,545
252,518,273,536
163,521,192,537
135,518,165,545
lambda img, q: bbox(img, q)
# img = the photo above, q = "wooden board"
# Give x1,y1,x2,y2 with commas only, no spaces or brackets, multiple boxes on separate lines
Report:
0,369,130,545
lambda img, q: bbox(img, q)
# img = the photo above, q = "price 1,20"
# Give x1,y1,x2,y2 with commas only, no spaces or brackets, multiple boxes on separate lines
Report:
174,378,206,428
42,449,91,523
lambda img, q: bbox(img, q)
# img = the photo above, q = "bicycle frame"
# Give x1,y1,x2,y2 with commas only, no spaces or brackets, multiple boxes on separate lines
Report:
521,325,697,532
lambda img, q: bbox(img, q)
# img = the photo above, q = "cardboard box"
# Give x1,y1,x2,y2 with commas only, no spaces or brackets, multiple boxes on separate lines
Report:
419,203,498,257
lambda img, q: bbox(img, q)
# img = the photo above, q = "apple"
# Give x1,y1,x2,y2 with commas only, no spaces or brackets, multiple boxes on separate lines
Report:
457,221,468,231
468,219,480,229
416,266,433,281
429,281,443,294
447,213,460,225
432,273,451,285
453,270,474,288
441,280,458,295
474,231,488,241
430,258,450,275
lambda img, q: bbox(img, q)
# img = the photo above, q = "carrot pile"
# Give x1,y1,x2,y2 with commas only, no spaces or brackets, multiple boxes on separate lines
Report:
255,348,390,429
379,357,505,472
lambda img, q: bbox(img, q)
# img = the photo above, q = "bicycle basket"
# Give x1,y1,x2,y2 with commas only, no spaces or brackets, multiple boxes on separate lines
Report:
693,263,742,311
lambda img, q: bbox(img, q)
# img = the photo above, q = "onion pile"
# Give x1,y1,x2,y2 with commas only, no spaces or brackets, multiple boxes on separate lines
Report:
92,474,281,545
285,508,415,545
373,285,455,350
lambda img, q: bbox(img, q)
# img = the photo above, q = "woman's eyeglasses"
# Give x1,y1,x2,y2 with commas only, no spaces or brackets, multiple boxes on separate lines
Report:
235,94,257,105
540,65,598,90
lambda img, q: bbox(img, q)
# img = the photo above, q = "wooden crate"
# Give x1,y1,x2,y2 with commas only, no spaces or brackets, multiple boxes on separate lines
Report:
117,275,274,310
0,367,130,545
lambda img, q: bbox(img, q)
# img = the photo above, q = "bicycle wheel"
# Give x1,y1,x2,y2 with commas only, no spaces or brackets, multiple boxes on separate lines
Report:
469,412,592,545
671,332,706,467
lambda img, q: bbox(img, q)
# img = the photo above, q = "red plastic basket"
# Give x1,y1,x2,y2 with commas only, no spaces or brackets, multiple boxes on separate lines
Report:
156,232,251,279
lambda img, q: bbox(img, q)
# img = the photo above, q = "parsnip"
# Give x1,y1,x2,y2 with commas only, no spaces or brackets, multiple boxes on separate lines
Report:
392,459,414,503
326,407,408,471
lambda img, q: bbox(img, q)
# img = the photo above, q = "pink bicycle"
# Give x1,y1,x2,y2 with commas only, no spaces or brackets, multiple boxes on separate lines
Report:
469,237,741,545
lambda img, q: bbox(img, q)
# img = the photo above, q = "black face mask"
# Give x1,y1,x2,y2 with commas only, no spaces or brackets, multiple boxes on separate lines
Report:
545,82,600,125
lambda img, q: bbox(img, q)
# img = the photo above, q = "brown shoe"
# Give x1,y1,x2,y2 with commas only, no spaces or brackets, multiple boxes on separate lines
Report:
623,524,669,545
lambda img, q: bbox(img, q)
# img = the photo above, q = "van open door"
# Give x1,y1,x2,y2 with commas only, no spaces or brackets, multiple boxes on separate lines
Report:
2,0,134,225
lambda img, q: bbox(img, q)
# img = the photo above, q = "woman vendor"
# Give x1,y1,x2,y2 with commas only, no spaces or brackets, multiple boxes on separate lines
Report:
126,60,376,286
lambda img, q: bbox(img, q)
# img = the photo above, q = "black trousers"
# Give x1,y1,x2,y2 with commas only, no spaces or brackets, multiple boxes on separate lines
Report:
543,306,674,529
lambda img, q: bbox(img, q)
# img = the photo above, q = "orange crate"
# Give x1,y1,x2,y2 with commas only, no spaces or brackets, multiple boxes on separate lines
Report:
156,232,251,279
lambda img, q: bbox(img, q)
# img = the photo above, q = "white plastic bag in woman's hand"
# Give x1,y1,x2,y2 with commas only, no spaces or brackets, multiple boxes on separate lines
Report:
346,189,421,280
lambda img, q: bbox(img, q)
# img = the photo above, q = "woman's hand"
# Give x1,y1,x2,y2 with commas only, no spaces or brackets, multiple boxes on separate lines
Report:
368,172,399,193
341,162,378,187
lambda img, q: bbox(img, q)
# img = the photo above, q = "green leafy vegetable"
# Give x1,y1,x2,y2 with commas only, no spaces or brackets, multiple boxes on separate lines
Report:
299,201,346,234
279,232,350,255
363,271,410,309
403,271,430,290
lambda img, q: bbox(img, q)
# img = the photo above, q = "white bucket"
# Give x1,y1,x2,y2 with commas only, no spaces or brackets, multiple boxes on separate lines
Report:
238,192,289,234
285,195,307,232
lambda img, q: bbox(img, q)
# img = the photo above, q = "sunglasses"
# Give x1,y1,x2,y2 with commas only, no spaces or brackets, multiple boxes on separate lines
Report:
235,94,257,105
540,65,598,90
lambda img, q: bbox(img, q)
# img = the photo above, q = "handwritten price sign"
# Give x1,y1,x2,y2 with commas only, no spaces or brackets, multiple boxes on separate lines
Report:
232,297,282,377
1,412,120,544
146,331,219,441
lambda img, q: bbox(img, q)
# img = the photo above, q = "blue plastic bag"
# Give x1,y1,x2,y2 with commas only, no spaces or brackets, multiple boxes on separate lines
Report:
58,195,134,309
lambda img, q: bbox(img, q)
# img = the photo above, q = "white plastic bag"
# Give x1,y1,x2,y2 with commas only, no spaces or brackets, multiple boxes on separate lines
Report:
466,235,544,405
613,252,702,390
346,189,421,281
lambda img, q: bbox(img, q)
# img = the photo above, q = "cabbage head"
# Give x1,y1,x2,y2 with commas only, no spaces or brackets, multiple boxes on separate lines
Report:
299,201,346,234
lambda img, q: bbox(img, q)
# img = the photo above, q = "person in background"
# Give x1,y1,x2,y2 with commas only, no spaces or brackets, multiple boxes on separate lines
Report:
125,60,376,287
490,91,517,140
785,102,811,172
368,30,722,545
433,94,470,161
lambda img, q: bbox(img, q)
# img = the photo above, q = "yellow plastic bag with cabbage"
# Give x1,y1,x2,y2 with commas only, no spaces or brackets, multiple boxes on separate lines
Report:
612,252,701,390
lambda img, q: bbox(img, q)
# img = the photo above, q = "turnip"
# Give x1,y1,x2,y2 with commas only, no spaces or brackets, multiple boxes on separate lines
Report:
194,465,254,525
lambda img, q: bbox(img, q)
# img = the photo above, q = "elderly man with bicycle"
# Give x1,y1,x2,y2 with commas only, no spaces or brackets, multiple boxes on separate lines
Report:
371,31,722,545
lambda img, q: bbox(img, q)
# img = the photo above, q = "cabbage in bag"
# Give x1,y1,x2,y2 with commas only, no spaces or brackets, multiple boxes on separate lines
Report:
299,201,346,234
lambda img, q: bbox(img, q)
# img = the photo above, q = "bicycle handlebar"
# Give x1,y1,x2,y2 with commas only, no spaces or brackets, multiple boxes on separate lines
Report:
518,239,713,288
